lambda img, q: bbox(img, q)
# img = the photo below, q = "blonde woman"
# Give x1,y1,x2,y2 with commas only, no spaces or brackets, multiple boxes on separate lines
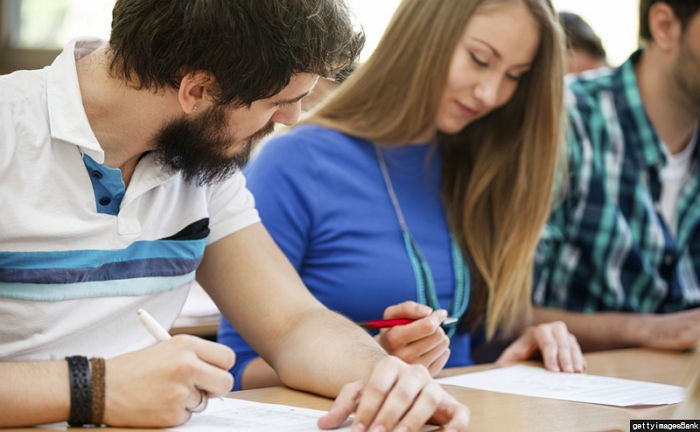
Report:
220,0,586,391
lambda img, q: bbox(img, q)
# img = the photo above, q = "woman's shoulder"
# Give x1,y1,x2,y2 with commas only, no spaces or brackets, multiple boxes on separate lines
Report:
258,124,371,164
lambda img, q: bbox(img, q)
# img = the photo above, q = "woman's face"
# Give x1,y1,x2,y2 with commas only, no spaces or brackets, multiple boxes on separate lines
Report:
434,2,541,135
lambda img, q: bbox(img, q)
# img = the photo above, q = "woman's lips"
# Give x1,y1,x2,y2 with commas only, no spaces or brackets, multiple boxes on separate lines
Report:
455,100,481,118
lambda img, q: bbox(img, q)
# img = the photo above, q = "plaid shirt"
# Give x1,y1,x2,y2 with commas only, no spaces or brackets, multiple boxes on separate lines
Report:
534,51,700,313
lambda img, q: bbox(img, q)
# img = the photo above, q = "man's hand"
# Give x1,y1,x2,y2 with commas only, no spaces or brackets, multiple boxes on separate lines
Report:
104,335,235,427
496,321,586,372
317,356,469,432
375,302,451,376
638,308,700,350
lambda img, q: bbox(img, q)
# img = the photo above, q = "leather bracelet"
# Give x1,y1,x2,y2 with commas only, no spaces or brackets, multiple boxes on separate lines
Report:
89,357,106,426
66,356,93,427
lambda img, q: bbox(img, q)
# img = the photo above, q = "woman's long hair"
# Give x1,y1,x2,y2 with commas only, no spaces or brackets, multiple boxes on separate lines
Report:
307,0,565,339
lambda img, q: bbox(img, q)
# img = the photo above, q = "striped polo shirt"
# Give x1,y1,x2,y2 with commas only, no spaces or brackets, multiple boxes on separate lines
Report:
534,50,700,313
0,39,259,360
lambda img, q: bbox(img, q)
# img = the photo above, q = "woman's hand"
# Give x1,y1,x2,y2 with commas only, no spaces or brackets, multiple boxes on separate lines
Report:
496,321,586,372
375,301,451,376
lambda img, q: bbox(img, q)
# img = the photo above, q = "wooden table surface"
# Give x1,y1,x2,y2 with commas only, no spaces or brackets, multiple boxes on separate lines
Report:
229,348,693,432
10,348,694,432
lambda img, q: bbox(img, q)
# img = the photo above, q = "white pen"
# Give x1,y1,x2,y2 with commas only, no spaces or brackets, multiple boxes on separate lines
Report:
137,308,172,341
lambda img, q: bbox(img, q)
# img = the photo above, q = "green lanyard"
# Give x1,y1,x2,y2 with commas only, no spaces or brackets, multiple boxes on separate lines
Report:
374,145,470,339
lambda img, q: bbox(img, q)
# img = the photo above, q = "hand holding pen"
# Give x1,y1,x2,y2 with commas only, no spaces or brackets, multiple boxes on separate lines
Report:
370,301,453,376
85,310,233,427
137,309,208,414
127,309,235,426
137,309,233,414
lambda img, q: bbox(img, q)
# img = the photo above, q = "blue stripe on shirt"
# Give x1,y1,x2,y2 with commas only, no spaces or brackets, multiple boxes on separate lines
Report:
0,238,206,270
0,237,205,286
0,256,202,283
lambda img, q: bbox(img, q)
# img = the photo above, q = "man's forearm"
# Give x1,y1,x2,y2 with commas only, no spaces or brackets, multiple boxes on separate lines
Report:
532,306,645,351
0,360,70,426
196,226,388,397
272,308,386,397
240,357,282,390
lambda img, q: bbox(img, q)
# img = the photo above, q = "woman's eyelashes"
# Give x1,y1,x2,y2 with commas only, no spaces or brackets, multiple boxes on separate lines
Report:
469,51,489,67
506,72,524,82
470,50,527,82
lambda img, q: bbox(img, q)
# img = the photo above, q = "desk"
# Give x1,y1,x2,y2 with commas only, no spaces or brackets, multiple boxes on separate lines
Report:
169,282,220,338
169,314,219,338
8,348,692,432
229,348,692,432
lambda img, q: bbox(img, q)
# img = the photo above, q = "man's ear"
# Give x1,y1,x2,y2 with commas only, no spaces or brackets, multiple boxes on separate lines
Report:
178,71,216,114
647,2,683,52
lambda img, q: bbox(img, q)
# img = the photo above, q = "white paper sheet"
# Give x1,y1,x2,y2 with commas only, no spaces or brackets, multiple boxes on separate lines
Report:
171,398,437,431
170,398,342,432
436,365,685,406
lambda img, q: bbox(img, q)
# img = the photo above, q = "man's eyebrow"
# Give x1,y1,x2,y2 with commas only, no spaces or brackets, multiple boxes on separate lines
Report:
271,91,310,105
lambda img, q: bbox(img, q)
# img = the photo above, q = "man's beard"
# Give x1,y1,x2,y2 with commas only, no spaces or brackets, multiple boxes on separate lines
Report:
673,39,700,115
153,105,274,186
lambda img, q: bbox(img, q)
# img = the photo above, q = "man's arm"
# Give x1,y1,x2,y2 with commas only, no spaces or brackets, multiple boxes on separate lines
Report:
197,222,386,395
197,223,469,430
533,306,700,351
241,357,282,389
238,303,452,389
0,361,70,426
0,336,235,427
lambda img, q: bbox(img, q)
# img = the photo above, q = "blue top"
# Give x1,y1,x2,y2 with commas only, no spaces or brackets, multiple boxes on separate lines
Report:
218,124,473,390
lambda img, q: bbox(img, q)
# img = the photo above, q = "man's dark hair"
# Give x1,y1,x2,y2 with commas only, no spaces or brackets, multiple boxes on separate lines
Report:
639,0,700,42
558,11,606,60
108,0,364,106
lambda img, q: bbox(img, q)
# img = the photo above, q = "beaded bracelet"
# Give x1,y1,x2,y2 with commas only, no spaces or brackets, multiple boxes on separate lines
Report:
89,357,106,426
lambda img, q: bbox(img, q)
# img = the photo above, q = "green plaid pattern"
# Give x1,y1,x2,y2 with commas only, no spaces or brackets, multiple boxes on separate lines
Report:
534,51,700,313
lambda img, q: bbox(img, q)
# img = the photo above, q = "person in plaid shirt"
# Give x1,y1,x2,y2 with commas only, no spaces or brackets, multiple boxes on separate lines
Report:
533,0,700,351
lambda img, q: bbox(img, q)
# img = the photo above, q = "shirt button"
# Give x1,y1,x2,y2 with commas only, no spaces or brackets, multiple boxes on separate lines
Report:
664,255,673,266
99,197,112,206
91,170,103,179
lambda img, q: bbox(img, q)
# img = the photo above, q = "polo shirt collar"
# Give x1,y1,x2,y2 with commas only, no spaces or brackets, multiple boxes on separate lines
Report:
46,39,177,191
47,38,106,163
612,50,667,169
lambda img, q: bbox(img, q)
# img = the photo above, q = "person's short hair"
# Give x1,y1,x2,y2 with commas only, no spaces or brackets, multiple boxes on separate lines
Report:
639,0,700,42
558,11,606,60
108,0,364,106
333,61,358,84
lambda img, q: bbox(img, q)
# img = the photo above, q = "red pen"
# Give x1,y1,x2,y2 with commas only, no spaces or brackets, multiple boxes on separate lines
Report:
356,316,458,330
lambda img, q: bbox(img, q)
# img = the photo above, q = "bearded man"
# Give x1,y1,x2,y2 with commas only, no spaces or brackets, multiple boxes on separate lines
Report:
0,1,470,430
